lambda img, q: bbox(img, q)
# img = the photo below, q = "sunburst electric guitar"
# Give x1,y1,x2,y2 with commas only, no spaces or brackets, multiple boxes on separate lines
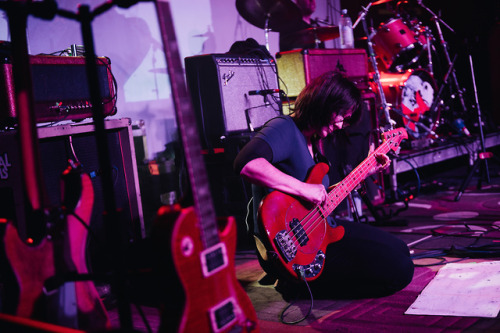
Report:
258,128,408,281
152,1,259,332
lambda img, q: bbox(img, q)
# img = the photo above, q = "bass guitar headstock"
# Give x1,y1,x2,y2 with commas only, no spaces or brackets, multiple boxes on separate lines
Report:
382,127,408,153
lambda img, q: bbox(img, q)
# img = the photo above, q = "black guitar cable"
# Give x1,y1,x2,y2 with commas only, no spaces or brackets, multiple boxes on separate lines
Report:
279,269,314,325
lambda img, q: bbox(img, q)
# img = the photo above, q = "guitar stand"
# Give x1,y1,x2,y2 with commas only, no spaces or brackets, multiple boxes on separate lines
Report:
454,54,499,201
57,1,146,329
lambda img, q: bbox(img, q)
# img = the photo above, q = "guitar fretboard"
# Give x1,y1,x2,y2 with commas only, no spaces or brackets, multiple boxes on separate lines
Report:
321,129,406,217
156,0,219,249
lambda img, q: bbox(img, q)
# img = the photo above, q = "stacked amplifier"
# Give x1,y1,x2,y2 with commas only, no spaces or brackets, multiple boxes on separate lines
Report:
0,55,116,125
185,54,282,149
276,48,370,97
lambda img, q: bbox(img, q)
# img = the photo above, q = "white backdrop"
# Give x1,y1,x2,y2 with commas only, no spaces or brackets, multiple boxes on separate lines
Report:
0,0,341,159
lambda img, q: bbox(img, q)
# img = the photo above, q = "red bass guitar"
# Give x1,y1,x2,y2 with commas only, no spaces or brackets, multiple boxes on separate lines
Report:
258,128,408,281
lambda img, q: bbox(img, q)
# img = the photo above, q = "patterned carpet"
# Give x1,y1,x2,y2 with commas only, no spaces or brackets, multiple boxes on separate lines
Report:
103,151,500,332
235,259,485,332
230,155,500,332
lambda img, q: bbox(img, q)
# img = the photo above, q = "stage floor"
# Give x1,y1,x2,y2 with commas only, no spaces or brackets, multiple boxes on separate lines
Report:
105,139,500,332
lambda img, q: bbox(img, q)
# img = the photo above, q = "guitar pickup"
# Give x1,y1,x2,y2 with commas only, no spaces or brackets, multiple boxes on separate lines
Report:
209,297,237,332
290,218,309,246
200,242,228,278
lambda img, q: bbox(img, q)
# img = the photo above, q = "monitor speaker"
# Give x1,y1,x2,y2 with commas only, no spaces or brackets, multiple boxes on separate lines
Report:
185,54,282,149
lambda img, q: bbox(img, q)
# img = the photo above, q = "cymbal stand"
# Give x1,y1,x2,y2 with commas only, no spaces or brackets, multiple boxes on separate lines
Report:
418,0,467,113
423,27,434,75
264,14,270,51
390,107,437,137
360,9,393,131
454,54,500,201
429,54,457,115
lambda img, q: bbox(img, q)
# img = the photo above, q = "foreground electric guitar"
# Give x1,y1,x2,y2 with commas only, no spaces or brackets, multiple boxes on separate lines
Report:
153,1,258,332
3,161,110,330
258,128,408,282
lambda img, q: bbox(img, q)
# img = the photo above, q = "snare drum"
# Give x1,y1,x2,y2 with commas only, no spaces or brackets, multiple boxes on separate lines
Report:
372,18,424,72
376,69,438,138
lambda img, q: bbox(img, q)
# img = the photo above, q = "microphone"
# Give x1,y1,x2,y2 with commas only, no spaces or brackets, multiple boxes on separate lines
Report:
452,118,471,136
248,89,281,96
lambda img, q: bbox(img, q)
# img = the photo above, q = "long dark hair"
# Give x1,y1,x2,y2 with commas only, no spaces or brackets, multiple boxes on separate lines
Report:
291,71,362,131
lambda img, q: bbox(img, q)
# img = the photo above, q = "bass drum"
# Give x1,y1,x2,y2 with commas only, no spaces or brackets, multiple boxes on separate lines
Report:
372,18,426,72
377,69,438,139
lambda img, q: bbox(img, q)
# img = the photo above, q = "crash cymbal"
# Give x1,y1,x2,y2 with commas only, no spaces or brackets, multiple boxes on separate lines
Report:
288,26,340,45
236,0,303,32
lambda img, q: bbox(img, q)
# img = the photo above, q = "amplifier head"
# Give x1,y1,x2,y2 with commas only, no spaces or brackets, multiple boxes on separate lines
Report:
0,55,116,125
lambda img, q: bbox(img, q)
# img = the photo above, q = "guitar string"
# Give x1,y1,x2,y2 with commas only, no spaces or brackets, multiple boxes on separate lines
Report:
284,154,379,248
293,139,395,245
283,137,397,250
293,157,380,246
290,134,402,247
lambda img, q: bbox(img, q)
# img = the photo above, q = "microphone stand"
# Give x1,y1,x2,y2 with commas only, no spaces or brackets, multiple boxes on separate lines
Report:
454,54,500,201
57,0,149,329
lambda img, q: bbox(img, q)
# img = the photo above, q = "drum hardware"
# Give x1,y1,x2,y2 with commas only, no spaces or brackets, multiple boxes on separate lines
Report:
360,5,395,134
455,54,500,201
375,69,439,140
428,55,457,124
421,25,434,75
417,0,467,114
390,107,437,140
352,2,371,29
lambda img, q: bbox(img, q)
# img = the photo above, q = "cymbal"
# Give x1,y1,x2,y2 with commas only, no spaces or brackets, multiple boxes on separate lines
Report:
236,0,303,32
371,0,394,5
288,26,340,45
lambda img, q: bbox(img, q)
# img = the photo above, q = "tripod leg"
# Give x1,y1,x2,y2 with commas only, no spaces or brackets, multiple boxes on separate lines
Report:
455,158,480,201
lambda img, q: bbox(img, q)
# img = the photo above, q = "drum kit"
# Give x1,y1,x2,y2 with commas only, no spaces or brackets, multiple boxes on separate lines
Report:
236,0,467,143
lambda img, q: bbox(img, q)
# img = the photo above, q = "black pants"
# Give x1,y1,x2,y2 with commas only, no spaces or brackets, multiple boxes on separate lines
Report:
276,220,414,300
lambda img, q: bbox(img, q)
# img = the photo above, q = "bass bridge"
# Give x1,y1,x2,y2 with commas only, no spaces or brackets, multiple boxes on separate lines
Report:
274,218,308,262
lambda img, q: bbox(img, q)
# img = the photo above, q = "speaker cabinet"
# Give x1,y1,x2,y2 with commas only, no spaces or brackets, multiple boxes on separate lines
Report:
276,48,369,98
0,118,144,274
185,54,282,149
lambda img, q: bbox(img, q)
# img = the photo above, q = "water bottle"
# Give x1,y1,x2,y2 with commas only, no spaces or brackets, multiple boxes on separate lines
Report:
339,9,354,49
